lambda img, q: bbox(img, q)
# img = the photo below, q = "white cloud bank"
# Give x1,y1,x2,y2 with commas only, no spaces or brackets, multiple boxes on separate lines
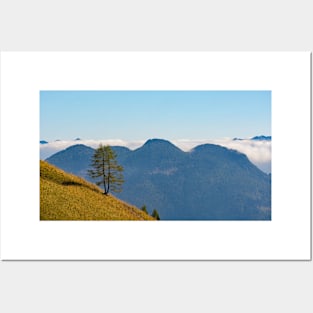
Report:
172,138,271,173
40,139,145,160
40,138,271,173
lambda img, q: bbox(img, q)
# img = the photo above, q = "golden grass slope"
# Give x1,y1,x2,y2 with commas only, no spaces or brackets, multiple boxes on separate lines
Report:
40,160,155,220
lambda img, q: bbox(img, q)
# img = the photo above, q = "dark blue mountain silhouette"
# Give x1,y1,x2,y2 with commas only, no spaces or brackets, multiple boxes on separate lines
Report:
233,135,271,141
251,135,271,141
46,139,271,220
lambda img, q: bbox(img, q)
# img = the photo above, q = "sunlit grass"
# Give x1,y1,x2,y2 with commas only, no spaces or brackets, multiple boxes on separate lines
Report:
40,160,155,220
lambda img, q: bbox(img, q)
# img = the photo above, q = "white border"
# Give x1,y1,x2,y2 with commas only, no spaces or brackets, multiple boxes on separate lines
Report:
0,52,311,260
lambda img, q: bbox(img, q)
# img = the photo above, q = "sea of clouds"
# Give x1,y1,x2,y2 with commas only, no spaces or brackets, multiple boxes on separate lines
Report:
40,138,271,173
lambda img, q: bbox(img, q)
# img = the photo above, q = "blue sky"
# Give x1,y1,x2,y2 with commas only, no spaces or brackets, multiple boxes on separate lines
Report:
40,91,271,141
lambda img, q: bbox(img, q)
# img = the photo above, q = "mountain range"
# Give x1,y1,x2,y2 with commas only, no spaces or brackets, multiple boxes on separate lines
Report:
233,135,271,141
45,139,271,220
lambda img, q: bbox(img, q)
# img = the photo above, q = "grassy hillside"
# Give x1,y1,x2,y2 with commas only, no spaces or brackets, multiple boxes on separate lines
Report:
40,160,155,220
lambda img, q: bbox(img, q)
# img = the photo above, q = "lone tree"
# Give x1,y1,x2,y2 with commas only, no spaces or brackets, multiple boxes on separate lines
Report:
88,144,124,195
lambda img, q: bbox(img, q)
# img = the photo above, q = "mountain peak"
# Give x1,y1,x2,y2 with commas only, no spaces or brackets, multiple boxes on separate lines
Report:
144,138,172,146
192,143,245,156
141,138,182,151
64,144,93,151
232,135,271,141
251,135,271,141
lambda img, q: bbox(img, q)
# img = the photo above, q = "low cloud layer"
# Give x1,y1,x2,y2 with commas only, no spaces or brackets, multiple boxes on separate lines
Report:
172,138,271,173
40,139,145,160
40,138,271,173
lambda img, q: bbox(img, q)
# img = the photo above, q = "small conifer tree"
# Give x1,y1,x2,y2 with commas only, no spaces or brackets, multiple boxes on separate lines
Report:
88,144,124,195
141,205,148,214
151,209,160,220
